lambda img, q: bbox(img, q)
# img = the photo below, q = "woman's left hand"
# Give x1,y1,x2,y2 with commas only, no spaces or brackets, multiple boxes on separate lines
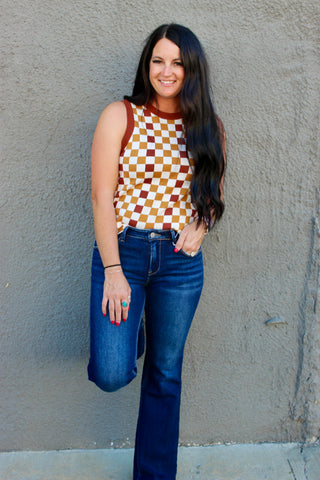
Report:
174,221,207,256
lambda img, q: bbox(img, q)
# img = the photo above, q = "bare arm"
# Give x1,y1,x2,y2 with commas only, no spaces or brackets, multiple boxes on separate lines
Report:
91,101,131,325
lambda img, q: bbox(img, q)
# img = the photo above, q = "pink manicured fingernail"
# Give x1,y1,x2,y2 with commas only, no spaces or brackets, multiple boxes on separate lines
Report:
111,320,115,324
103,313,106,317
174,247,179,253
116,322,120,327
123,318,127,322
128,306,130,311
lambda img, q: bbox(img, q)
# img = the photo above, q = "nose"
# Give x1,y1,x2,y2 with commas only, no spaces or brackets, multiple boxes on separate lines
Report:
162,64,172,76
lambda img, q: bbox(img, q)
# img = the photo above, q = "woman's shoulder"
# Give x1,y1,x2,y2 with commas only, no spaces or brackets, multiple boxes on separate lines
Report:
96,101,128,137
99,101,127,122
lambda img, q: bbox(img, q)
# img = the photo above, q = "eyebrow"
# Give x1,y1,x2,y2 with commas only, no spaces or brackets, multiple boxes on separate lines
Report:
151,55,182,61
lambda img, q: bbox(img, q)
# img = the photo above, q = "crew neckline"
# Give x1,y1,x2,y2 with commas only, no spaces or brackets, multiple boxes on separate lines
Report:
145,103,182,120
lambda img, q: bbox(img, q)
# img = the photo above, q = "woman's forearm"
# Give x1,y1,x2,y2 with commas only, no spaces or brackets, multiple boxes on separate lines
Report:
92,196,121,269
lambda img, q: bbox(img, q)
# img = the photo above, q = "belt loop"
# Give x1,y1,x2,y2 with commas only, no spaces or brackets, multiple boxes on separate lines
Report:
119,226,128,242
170,229,178,244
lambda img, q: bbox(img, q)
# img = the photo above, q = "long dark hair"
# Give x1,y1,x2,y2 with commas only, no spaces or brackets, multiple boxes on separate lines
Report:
125,24,225,228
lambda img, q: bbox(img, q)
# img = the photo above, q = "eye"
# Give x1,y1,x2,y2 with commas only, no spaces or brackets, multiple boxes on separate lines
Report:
174,61,183,66
152,59,162,64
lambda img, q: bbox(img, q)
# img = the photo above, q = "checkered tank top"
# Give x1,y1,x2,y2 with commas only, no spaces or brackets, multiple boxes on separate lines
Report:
114,100,197,233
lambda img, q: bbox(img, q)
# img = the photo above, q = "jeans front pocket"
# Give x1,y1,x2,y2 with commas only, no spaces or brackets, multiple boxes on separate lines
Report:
178,246,202,258
172,232,202,258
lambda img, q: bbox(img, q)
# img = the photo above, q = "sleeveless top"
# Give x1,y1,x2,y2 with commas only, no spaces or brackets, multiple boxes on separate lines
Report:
114,101,197,233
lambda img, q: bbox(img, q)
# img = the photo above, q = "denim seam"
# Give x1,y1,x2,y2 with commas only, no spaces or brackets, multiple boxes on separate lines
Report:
148,240,161,277
126,234,171,241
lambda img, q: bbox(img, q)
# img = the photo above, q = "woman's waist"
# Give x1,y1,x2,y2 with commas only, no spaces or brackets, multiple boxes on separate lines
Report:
115,207,197,235
119,226,177,242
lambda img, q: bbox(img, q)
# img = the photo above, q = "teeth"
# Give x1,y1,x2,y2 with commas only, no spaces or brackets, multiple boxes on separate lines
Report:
161,81,175,85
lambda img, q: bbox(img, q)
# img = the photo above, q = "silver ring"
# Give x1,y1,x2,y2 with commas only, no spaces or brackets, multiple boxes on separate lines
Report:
190,251,196,257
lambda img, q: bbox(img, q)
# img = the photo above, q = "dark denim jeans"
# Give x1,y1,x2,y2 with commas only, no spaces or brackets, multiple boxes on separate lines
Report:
88,227,204,480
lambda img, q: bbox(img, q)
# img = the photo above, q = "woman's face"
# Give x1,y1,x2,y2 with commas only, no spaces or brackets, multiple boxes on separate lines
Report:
149,38,185,101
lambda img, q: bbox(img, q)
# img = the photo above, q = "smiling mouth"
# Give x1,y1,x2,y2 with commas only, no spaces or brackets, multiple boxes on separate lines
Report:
160,80,176,85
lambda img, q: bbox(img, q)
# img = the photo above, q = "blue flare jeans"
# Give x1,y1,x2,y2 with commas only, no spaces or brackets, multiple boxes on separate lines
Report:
88,226,204,480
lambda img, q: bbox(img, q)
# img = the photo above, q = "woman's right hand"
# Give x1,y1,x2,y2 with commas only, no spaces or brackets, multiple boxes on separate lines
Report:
102,269,131,326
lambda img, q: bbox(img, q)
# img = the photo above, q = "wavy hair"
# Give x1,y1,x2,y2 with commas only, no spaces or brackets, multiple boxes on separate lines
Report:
125,24,225,228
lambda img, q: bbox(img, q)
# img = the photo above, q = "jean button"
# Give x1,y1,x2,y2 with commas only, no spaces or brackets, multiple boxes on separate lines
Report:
150,232,156,238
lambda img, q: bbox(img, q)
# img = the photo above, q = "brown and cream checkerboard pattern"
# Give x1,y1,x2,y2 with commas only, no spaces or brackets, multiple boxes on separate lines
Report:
114,102,197,233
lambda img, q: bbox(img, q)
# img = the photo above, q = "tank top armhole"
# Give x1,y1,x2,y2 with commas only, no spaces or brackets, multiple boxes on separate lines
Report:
120,100,134,155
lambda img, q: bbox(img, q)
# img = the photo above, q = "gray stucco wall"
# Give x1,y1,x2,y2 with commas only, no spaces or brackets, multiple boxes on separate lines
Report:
1,0,319,451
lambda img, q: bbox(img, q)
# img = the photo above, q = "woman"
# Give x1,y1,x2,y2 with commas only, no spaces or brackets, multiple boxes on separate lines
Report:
88,23,226,480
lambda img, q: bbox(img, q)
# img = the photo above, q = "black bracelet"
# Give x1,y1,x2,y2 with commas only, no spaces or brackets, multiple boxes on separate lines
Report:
104,263,121,270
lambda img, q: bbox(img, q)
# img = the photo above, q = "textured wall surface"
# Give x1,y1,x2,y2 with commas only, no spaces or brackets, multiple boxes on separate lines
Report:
1,0,319,451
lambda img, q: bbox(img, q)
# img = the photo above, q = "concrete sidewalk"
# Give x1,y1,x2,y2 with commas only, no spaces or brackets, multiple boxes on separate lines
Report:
0,442,319,480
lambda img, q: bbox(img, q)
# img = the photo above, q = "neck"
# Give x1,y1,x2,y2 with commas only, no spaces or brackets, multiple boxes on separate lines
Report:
151,95,181,113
